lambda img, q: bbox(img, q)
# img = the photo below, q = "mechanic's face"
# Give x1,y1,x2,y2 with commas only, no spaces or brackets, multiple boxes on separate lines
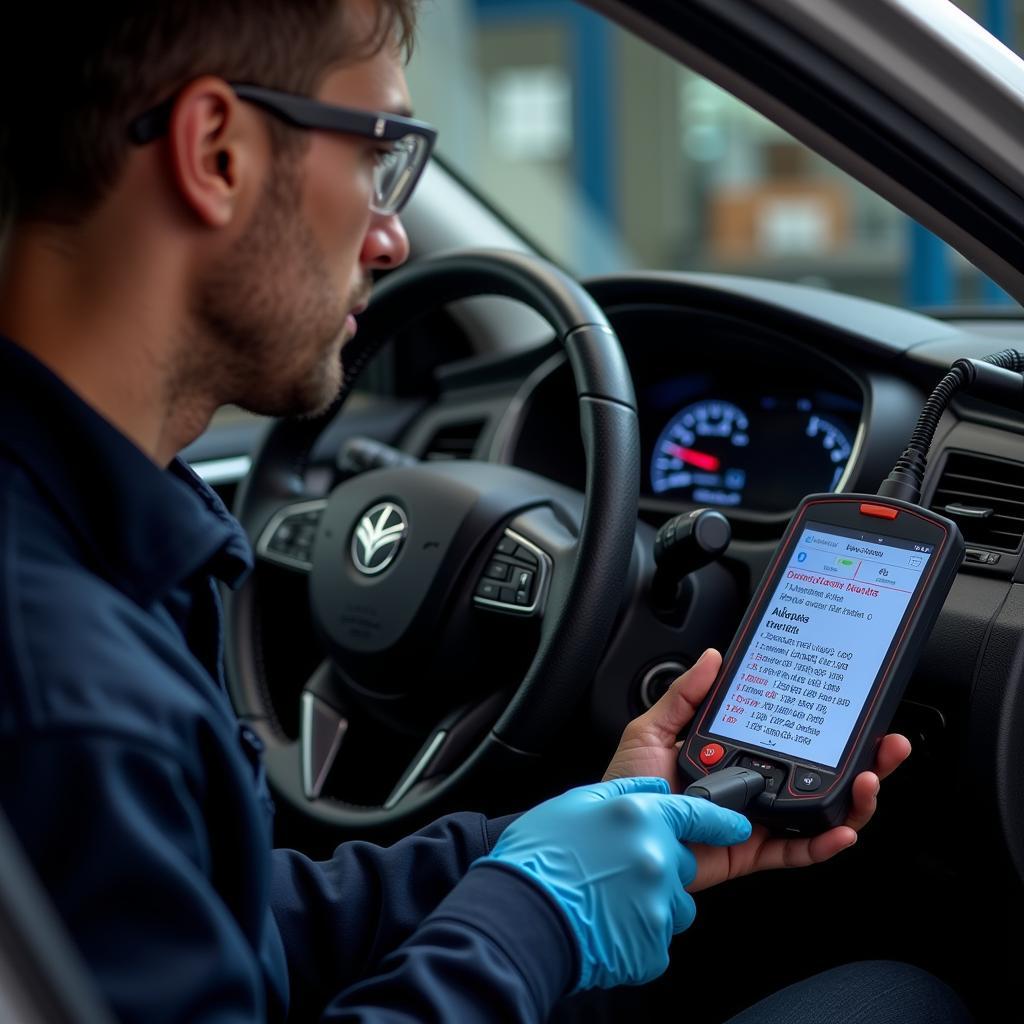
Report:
196,10,411,419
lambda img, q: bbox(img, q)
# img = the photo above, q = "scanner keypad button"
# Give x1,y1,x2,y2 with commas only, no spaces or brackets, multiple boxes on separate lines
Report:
794,770,822,792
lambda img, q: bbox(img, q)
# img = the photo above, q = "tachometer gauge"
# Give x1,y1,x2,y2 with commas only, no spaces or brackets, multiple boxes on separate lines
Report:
650,400,750,505
805,413,853,491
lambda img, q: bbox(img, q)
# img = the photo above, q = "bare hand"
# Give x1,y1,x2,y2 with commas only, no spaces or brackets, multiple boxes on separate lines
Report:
602,648,911,891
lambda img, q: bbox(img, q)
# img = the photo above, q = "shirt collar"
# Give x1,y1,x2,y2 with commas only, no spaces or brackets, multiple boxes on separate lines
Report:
0,335,253,606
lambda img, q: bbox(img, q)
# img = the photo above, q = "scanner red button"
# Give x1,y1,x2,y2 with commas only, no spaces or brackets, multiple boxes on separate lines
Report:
699,743,725,766
859,502,899,520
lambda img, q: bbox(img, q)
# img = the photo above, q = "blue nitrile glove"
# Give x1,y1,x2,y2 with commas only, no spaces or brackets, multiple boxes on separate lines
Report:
476,777,751,991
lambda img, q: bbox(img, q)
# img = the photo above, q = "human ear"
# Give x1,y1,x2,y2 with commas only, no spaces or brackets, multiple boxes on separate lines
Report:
166,76,261,228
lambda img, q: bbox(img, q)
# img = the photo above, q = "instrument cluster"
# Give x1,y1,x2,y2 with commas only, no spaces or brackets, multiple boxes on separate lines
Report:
642,376,861,513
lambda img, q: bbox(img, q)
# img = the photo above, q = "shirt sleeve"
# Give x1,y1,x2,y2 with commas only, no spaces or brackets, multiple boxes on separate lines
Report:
270,811,521,1020
0,724,559,1023
0,731,278,1024
319,862,578,1023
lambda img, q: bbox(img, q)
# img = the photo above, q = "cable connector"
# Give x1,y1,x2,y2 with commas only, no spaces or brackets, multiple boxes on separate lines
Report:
876,465,925,504
684,766,766,812
877,348,1024,507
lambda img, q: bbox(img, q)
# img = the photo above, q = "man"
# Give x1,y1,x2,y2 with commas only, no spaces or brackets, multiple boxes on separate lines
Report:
0,1,968,1021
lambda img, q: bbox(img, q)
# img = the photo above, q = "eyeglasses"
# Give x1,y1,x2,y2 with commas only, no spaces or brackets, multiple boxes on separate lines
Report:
129,82,438,216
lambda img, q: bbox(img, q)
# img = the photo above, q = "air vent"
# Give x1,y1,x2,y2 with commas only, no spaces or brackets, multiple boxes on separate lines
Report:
929,451,1024,552
421,419,485,461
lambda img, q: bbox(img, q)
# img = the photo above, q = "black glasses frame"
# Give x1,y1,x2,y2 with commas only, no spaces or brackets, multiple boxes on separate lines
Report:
129,82,438,212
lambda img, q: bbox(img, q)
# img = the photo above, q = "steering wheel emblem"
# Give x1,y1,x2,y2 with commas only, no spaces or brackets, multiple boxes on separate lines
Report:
352,502,408,575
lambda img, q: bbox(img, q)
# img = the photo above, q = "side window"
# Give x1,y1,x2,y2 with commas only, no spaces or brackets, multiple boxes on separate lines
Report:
408,0,1021,310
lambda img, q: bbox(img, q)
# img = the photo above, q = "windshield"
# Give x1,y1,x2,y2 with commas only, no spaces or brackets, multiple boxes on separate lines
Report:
407,0,1022,313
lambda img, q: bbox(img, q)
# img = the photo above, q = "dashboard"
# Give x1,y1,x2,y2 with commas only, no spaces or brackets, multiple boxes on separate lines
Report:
503,302,869,526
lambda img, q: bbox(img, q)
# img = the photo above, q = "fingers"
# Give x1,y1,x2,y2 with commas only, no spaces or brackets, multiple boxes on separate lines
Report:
671,884,698,934
753,773,883,868
640,649,722,742
594,777,671,799
805,827,858,864
874,733,912,780
749,826,857,873
844,771,881,833
675,841,698,889
695,740,910,879
843,735,910,831
670,843,700,933
658,794,751,846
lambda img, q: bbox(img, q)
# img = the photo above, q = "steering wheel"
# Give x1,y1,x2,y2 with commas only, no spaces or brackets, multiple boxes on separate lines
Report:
226,249,640,833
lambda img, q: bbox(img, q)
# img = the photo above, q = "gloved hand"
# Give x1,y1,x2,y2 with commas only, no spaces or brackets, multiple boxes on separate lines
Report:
476,777,750,991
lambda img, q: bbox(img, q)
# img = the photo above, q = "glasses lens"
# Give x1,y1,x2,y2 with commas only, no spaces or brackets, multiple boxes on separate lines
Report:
371,133,429,215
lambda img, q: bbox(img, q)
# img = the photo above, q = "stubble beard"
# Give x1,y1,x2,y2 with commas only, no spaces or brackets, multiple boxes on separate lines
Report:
190,153,354,419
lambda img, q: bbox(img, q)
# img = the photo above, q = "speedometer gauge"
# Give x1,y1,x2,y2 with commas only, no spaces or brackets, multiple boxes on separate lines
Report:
650,400,751,505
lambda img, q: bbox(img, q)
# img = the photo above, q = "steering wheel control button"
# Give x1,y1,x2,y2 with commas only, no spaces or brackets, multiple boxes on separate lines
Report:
474,529,551,615
257,500,328,572
513,568,534,594
699,742,726,767
515,545,538,565
794,770,822,792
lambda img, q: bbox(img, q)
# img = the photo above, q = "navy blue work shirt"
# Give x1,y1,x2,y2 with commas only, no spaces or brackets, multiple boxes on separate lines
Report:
0,335,577,1021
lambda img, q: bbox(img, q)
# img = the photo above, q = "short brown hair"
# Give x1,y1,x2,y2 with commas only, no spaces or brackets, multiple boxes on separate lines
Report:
0,1,417,224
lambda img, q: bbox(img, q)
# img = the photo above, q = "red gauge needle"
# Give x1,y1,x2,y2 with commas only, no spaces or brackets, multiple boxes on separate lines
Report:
664,443,721,472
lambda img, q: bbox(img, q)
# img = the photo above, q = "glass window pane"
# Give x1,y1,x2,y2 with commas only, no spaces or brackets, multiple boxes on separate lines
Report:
407,0,1023,312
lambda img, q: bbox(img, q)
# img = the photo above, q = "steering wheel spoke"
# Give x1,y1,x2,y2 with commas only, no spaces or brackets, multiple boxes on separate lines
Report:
299,662,349,800
383,728,448,810
255,499,327,573
383,690,509,810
